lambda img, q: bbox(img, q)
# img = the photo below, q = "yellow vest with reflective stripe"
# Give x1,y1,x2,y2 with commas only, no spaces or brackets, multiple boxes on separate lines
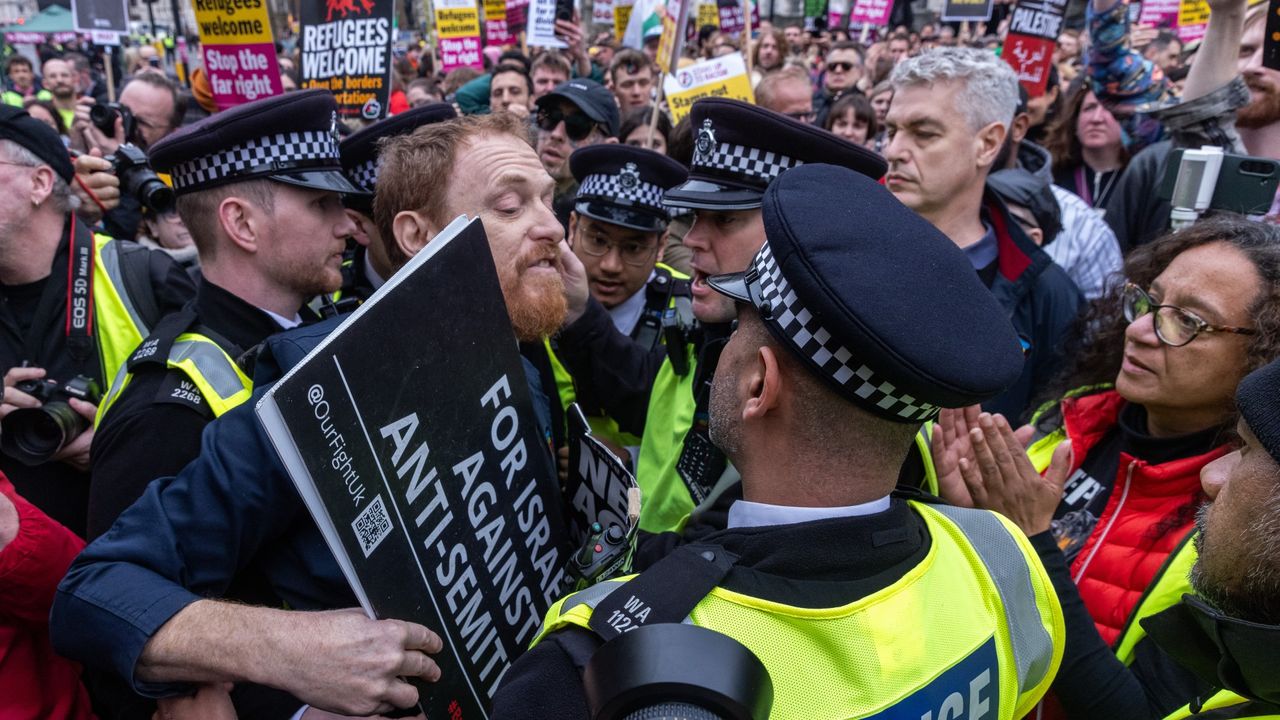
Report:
96,332,252,425
1164,690,1280,719
93,234,155,384
535,501,1065,720
632,343,699,533
548,264,690,475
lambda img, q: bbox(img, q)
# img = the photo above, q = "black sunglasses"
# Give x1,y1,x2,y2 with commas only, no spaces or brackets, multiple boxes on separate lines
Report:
828,60,857,72
536,106,600,141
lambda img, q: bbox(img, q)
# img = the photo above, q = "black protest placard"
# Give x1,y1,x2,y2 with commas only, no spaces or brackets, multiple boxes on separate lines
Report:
941,0,993,22
257,217,571,719
1003,0,1065,96
300,0,396,120
70,0,129,33
564,404,636,543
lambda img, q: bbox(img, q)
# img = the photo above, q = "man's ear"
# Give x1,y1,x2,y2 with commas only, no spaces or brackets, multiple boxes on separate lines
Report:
346,209,372,248
567,211,579,249
1010,111,1032,146
28,165,54,206
392,210,436,260
742,345,782,422
975,121,1008,170
217,196,262,254
655,230,668,264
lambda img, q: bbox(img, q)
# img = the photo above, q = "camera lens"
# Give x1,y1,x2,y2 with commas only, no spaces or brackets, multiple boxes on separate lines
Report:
0,402,86,465
88,104,119,136
623,702,727,720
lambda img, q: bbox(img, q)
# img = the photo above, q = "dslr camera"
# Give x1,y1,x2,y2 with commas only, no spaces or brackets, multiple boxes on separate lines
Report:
89,101,137,142
0,375,101,466
106,143,175,215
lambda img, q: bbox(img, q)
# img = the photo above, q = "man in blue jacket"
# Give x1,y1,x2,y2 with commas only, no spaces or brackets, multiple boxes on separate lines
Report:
51,111,568,719
884,48,1083,422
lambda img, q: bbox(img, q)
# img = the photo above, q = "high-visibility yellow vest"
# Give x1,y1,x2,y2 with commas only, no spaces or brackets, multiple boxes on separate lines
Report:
548,263,691,464
96,331,253,426
93,234,158,384
535,501,1066,720
1,88,51,107
1164,690,1280,719
632,343,699,532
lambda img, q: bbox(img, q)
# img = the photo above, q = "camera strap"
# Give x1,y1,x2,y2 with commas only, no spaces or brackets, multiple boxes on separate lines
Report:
20,216,95,373
63,215,96,367
587,542,739,642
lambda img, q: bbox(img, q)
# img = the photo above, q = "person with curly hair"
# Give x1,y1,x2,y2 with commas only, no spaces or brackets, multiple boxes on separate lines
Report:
932,215,1280,719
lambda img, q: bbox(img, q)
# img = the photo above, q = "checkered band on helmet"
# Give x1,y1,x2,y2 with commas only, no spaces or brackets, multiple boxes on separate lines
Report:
751,242,939,422
694,140,803,186
578,171,666,214
169,130,340,192
348,158,379,193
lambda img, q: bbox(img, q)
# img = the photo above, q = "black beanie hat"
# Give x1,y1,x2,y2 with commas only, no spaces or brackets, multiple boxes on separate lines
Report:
0,105,74,183
1237,357,1280,466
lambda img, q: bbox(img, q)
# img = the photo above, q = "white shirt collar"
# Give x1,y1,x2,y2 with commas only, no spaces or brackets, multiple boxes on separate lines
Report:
607,281,649,336
727,496,892,529
260,307,303,330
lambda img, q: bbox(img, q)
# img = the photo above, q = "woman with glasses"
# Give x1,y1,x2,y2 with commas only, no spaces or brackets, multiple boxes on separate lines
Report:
931,215,1280,719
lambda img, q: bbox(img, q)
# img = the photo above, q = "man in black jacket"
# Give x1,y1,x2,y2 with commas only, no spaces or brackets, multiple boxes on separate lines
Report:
0,104,192,538
884,47,1082,422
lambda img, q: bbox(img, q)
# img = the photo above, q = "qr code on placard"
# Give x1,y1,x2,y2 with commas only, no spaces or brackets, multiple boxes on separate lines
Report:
352,495,393,557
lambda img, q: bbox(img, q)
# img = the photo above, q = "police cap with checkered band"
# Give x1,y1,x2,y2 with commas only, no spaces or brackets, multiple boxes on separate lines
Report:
339,102,458,207
150,89,357,196
664,98,886,211
570,144,688,233
708,164,1024,422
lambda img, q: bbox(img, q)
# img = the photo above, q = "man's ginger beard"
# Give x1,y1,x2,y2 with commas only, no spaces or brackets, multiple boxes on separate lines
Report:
1239,76,1280,128
498,250,567,342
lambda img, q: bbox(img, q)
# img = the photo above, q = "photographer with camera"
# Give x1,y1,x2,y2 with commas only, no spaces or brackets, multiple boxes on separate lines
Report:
71,73,184,243
0,105,193,538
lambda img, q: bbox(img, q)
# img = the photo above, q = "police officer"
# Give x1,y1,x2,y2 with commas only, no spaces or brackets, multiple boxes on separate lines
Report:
328,101,458,312
0,104,193,537
51,111,568,719
494,164,1065,720
545,144,688,455
86,90,363,539
556,98,885,536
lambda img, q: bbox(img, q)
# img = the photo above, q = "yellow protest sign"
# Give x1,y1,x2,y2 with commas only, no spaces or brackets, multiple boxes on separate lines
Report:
613,0,633,40
663,52,753,122
697,1,719,28
437,0,481,38
193,0,275,45
483,0,506,20
1177,0,1209,27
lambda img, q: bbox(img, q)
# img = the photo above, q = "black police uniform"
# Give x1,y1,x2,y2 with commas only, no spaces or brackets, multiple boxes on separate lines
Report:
0,105,194,537
493,164,1035,720
87,90,361,541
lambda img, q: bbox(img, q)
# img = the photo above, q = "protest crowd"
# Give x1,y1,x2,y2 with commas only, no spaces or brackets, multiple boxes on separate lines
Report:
3,0,1280,716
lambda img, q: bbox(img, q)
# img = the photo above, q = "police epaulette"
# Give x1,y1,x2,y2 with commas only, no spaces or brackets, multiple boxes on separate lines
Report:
126,307,199,370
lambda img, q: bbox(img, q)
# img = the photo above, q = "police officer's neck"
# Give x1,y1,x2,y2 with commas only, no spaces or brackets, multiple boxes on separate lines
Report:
734,421,910,508
0,208,63,285
201,256,306,321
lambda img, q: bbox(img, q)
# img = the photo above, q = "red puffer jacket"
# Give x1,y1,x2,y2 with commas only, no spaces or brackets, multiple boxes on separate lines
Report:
1055,391,1229,646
